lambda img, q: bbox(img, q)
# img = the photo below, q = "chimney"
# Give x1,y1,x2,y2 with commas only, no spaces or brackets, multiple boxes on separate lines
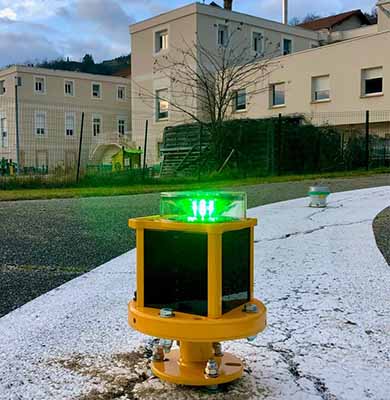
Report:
224,0,233,11
282,0,288,24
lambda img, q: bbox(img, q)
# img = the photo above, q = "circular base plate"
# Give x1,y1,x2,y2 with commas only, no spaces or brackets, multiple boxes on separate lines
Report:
152,350,243,386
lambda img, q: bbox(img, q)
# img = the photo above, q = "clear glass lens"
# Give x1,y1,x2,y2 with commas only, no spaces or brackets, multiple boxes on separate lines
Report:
160,191,247,223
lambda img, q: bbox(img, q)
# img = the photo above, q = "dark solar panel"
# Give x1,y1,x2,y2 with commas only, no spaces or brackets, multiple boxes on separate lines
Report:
222,228,251,313
144,230,208,316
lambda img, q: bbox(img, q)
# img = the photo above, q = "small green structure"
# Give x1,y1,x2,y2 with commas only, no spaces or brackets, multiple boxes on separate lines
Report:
112,147,142,171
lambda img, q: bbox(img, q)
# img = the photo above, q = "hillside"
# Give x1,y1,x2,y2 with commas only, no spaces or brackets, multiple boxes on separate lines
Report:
36,54,131,76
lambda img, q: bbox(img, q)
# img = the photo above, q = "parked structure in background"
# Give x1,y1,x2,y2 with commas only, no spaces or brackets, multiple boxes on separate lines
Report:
297,9,372,33
0,66,132,174
130,0,390,165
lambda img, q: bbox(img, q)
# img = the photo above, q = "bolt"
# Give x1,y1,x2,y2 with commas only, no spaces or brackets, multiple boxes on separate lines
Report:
243,303,258,313
205,359,219,378
159,308,174,318
160,339,173,353
205,384,219,392
247,335,257,342
152,345,165,361
213,342,223,357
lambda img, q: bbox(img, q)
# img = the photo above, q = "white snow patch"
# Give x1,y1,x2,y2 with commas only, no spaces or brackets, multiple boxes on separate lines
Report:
0,186,389,399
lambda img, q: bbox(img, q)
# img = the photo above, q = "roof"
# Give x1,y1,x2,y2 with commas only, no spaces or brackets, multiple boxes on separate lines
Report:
130,2,318,40
298,9,371,31
0,65,130,83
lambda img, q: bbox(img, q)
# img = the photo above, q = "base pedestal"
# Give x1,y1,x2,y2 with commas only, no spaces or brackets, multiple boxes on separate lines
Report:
151,341,243,386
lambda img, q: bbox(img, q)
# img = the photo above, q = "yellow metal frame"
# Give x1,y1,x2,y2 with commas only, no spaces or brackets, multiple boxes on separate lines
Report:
129,216,258,313
128,216,267,386
129,298,266,342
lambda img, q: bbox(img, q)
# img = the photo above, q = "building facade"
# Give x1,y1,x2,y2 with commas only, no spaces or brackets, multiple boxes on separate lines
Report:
130,2,319,165
0,66,132,173
227,2,390,136
130,0,390,165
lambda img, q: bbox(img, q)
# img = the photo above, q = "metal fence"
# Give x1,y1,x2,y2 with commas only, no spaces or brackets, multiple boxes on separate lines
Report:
0,97,133,187
296,110,390,172
1,99,389,187
160,110,390,177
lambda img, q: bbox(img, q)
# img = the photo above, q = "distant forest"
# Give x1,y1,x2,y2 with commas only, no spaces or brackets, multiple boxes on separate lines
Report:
34,54,131,76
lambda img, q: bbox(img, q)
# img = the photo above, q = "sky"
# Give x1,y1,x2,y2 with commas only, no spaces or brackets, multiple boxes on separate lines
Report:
0,0,377,67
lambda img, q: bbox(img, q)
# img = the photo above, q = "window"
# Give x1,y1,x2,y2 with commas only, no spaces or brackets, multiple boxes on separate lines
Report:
252,31,263,54
312,75,330,102
34,77,46,94
156,89,169,120
271,83,285,107
155,30,168,53
91,82,101,99
117,86,126,101
282,38,292,55
64,80,74,96
0,80,5,95
1,117,7,148
92,114,102,136
217,24,228,47
234,89,246,111
34,111,46,135
117,117,127,135
362,67,383,96
65,112,76,136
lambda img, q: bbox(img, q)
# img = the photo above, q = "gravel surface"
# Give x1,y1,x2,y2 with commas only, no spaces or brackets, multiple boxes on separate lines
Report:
0,173,388,317
373,207,390,265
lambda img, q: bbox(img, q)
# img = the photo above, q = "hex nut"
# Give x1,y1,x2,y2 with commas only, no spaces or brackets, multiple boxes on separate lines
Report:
159,308,174,318
243,303,258,313
213,342,223,357
160,339,173,353
152,345,165,361
205,359,219,378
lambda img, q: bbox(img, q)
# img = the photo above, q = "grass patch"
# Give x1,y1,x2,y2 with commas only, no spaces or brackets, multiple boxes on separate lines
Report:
0,168,388,202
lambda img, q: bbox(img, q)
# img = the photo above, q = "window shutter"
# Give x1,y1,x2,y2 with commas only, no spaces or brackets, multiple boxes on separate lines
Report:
363,67,382,80
313,76,329,91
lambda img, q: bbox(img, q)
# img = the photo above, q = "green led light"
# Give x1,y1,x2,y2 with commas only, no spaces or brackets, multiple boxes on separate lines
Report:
188,199,216,222
160,191,247,223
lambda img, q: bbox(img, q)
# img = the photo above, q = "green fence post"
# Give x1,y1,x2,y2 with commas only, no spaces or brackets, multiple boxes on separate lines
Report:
277,113,282,176
142,120,148,180
365,110,370,171
76,112,85,184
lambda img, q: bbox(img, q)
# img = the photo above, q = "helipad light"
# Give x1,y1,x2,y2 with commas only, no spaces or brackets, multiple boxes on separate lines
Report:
160,191,247,223
128,191,267,387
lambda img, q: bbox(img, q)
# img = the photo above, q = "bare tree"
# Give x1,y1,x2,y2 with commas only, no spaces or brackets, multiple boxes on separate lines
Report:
364,7,378,24
133,25,280,160
290,13,321,25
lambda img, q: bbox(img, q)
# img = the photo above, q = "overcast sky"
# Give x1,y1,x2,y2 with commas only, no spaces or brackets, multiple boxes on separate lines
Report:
0,0,377,67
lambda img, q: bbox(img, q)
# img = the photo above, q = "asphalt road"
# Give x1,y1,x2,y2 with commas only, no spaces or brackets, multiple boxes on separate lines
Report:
0,173,389,317
373,206,390,265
